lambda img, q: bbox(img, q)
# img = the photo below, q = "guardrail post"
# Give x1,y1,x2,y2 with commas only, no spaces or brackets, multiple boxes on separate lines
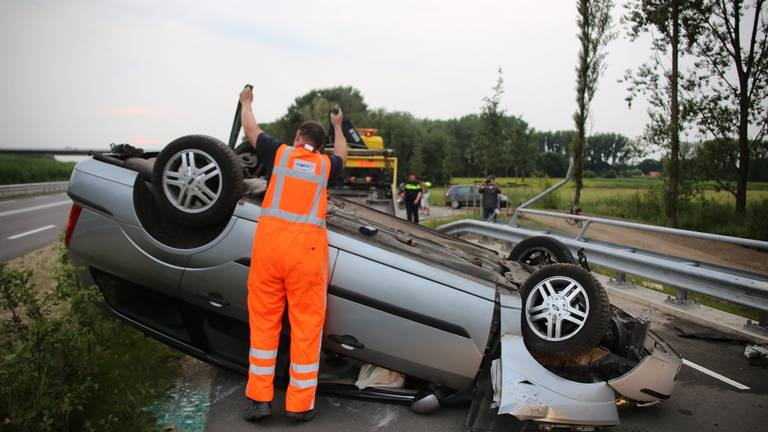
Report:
617,272,626,284
666,288,695,306
609,271,633,289
576,221,591,240
745,311,768,333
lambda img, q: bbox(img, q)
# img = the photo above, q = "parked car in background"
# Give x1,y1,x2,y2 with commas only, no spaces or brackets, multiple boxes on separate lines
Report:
444,184,509,209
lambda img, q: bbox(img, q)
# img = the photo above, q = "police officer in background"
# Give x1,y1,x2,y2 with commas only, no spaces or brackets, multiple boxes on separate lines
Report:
400,173,422,223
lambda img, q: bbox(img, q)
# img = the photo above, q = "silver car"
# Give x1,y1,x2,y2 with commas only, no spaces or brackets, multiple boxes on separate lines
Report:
65,134,682,429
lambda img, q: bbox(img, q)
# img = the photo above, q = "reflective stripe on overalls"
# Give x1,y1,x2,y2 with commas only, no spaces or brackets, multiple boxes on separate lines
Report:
246,144,331,413
259,146,329,227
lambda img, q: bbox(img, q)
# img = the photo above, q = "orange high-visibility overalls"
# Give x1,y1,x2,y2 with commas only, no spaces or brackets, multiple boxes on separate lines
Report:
246,144,331,413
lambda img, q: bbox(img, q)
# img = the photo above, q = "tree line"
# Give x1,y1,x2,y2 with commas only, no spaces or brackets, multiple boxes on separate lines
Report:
260,0,767,226
259,84,767,183
260,86,647,184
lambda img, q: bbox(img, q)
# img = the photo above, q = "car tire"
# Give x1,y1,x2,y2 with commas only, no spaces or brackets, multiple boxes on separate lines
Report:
509,236,575,268
152,135,244,227
520,264,610,357
450,199,461,209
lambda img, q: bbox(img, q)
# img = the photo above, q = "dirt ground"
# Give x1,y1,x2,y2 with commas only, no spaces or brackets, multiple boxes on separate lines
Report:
521,213,768,275
5,243,61,292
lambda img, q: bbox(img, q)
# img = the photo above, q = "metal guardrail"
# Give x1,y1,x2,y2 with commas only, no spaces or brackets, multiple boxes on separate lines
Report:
438,220,768,325
515,208,768,251
0,148,109,155
441,158,768,327
0,181,69,198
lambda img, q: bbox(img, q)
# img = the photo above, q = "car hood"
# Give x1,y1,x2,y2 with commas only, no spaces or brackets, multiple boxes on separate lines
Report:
326,196,521,291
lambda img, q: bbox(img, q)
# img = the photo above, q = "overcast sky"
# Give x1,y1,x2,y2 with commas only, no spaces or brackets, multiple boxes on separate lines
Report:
0,0,654,151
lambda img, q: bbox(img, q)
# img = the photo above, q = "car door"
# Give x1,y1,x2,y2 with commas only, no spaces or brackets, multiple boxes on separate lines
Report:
457,185,473,206
322,235,496,392
471,185,482,207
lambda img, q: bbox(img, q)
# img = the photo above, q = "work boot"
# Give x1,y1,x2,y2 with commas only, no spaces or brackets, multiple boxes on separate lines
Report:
243,401,272,421
286,409,316,422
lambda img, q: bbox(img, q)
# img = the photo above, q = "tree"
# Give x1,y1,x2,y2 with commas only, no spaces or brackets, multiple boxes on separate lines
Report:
538,152,570,177
638,158,663,174
573,0,616,204
267,86,371,140
688,0,768,215
478,68,507,175
408,141,425,177
499,115,534,177
586,132,636,175
623,0,704,226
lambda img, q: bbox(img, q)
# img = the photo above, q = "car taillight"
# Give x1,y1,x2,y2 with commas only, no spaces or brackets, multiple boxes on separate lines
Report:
64,204,82,247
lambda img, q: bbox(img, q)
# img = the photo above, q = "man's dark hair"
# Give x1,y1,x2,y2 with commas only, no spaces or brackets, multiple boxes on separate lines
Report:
298,121,326,150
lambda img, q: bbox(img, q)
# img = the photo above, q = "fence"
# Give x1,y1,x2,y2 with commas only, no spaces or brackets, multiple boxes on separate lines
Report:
439,158,768,328
0,181,69,198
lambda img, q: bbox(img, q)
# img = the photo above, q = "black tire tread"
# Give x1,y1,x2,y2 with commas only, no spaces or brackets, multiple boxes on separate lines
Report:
509,236,575,264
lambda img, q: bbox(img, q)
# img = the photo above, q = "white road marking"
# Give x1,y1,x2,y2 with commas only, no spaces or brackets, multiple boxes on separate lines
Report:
683,359,750,390
8,224,56,240
0,200,70,218
0,200,16,205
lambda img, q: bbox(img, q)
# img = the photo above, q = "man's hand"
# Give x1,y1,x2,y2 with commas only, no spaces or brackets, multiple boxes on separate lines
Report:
331,106,347,165
330,106,343,128
240,86,254,105
239,85,262,148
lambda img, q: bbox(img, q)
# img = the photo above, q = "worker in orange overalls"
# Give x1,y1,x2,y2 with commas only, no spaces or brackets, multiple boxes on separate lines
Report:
238,86,347,422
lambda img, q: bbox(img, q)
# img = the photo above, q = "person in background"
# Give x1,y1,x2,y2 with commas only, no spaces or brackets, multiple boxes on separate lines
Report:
478,175,501,223
400,173,422,223
420,180,432,216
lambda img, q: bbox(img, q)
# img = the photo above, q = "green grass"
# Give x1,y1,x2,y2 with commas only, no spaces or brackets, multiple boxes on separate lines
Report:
0,155,76,185
429,176,768,240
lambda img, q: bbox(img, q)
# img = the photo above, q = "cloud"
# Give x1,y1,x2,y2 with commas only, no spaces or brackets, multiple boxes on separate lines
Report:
0,0,653,150
130,136,161,146
111,105,149,117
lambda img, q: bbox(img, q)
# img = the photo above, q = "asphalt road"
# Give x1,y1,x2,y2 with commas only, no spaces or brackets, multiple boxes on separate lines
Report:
0,193,71,262
202,301,768,432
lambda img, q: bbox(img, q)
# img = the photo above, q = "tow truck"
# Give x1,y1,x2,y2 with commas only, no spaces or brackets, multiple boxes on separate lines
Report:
324,122,398,215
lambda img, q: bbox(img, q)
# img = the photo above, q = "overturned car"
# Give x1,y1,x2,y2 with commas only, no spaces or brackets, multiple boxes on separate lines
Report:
65,128,681,429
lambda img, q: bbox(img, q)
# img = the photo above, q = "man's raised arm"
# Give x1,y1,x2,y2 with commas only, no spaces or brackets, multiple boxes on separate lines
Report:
240,86,264,149
330,107,347,165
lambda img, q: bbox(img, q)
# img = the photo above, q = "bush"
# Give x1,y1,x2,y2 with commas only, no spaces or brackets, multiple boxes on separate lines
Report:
0,244,181,432
582,186,768,241
582,170,596,178
537,180,562,209
0,155,76,185
621,168,644,177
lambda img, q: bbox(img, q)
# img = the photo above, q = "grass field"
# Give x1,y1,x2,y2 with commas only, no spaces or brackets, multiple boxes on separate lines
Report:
426,176,768,240
430,176,768,208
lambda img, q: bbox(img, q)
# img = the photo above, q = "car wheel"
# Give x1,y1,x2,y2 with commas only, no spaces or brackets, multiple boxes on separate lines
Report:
234,141,259,177
520,264,609,357
450,199,461,209
152,135,244,227
509,236,575,269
